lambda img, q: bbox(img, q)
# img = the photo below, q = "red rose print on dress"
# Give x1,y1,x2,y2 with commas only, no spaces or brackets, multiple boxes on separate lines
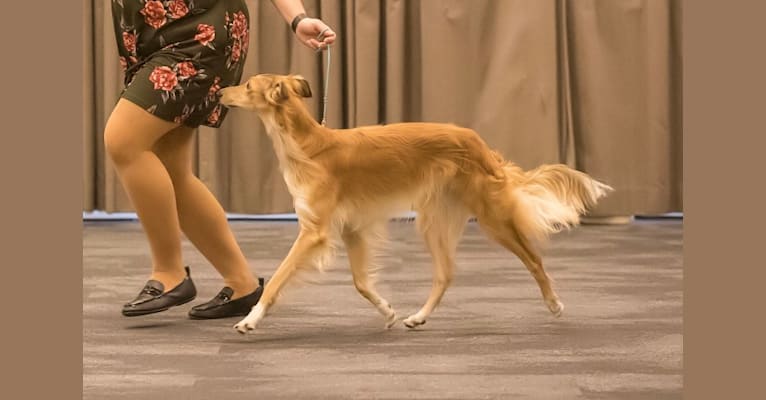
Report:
231,41,242,63
149,66,178,91
230,11,248,39
174,104,195,124
207,105,222,125
203,76,221,107
122,31,137,53
167,0,189,19
224,11,249,69
208,77,221,98
149,66,184,103
242,32,250,56
195,24,216,49
177,61,197,78
140,1,167,30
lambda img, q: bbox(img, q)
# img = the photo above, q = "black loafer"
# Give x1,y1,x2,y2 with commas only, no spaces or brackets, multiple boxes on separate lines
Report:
122,266,197,317
188,277,265,319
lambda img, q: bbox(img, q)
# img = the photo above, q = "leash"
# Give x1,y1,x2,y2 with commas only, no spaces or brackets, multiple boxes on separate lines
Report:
317,29,332,126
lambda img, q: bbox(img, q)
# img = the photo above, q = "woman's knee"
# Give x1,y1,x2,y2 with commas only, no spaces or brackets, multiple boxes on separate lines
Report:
103,99,179,168
103,120,140,168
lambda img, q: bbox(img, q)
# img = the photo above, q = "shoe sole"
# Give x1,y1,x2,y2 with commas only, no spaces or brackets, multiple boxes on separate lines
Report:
121,295,197,317
187,309,250,320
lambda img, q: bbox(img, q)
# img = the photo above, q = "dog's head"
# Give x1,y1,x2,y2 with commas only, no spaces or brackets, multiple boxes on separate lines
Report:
219,74,312,112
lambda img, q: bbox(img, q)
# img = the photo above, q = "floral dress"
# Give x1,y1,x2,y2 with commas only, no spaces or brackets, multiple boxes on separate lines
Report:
111,0,250,128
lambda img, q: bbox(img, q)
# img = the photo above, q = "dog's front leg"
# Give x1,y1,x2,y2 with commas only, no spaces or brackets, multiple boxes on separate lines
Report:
233,228,329,334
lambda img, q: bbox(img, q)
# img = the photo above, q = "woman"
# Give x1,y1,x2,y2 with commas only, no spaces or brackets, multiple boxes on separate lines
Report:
106,0,336,319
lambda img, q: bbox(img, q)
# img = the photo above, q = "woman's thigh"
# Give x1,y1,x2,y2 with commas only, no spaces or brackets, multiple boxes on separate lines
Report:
104,98,181,165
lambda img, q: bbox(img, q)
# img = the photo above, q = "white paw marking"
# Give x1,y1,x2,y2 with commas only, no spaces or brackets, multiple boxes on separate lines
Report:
378,302,398,329
233,304,264,334
403,314,426,329
547,298,564,318
384,311,398,329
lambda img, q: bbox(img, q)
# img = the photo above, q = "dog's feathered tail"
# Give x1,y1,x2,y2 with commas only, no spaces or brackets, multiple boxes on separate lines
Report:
497,162,613,244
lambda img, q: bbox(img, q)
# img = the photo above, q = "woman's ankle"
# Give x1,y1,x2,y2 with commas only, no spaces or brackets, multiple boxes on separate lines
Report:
224,275,259,299
150,268,187,293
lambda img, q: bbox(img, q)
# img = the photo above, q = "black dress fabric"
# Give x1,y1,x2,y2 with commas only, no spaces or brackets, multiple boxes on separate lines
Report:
111,0,250,128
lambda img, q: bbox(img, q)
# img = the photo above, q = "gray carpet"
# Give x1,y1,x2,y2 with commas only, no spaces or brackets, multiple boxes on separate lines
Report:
83,219,682,399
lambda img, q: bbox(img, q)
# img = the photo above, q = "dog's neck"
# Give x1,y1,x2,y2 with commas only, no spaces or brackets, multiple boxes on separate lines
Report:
257,98,325,187
258,96,322,139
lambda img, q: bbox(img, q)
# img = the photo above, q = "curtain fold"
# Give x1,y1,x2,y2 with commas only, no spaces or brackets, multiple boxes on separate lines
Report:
84,0,682,216
564,0,682,215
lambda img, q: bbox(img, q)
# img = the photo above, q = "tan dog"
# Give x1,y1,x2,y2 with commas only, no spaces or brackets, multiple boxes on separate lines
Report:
219,74,612,334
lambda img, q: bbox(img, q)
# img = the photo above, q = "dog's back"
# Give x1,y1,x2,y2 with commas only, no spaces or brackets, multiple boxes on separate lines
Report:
308,122,504,211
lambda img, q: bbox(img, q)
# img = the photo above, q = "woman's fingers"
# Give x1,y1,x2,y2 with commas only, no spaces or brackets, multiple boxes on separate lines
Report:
319,29,336,45
296,18,337,50
305,38,323,50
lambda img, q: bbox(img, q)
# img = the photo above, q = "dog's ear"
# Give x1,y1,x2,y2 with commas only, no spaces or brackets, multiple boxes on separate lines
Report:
266,80,288,105
291,76,312,98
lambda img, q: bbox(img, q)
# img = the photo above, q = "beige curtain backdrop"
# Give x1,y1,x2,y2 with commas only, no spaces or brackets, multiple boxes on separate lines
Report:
83,0,682,216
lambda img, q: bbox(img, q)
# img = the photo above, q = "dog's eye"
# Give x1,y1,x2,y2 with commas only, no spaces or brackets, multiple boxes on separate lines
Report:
246,81,251,90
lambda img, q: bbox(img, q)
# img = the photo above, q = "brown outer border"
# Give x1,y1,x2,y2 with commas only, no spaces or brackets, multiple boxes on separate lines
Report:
5,1,766,399
684,0,766,398
3,1,83,399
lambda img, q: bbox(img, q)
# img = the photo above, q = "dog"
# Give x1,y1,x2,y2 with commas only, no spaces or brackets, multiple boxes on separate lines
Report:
219,74,613,334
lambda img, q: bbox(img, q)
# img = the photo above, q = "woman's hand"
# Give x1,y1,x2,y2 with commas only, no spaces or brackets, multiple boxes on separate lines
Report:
295,18,337,51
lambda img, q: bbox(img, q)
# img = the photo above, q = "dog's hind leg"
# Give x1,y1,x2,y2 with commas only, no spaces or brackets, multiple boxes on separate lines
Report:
341,224,398,328
404,201,469,329
478,216,564,317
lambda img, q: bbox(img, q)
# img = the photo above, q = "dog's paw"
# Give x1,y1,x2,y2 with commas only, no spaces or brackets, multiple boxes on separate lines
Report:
233,317,258,334
546,298,564,318
233,305,264,334
403,315,426,329
384,311,398,329
376,301,398,329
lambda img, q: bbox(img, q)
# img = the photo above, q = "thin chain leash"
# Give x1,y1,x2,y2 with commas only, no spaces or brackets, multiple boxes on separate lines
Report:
317,29,331,126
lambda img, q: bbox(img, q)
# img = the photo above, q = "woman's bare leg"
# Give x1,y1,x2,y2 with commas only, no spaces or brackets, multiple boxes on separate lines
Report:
153,125,258,298
103,99,186,291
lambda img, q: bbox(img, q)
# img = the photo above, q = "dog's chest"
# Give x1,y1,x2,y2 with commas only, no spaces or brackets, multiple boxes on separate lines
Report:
281,167,304,197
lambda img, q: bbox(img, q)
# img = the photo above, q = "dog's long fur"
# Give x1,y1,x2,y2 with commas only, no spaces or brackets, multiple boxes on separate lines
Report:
220,74,613,333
